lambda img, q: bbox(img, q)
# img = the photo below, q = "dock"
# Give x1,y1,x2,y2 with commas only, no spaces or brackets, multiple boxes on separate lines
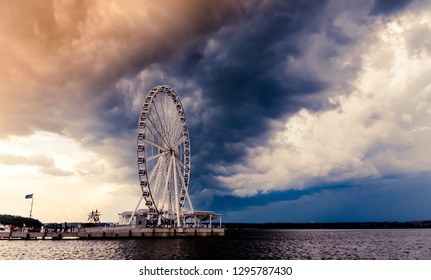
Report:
0,226,224,240
0,231,77,240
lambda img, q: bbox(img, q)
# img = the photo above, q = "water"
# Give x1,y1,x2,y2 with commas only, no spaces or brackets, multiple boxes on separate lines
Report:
1,228,431,260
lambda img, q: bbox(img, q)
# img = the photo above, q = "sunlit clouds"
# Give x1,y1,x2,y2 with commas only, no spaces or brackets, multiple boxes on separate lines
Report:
216,10,431,196
0,131,131,221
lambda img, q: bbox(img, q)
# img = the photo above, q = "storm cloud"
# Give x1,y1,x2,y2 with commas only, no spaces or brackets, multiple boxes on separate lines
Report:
1,0,431,222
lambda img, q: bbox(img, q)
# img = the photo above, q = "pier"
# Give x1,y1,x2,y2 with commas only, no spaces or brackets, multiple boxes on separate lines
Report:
0,226,224,240
0,231,77,240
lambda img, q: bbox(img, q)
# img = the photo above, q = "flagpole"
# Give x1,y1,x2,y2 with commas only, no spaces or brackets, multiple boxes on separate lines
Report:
30,196,34,218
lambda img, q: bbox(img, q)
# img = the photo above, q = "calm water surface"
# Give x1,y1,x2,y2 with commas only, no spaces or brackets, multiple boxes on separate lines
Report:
1,229,431,260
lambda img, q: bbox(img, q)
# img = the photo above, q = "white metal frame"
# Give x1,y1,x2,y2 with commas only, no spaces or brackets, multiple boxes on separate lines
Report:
131,85,194,226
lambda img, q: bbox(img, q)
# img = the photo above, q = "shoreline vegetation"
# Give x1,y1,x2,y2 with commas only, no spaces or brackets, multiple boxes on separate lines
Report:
0,214,42,228
224,221,431,229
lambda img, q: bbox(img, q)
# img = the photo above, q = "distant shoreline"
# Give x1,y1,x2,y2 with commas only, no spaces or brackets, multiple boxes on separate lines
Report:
224,221,431,229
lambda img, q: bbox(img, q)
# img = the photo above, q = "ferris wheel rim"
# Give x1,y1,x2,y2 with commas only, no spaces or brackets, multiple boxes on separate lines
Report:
136,85,191,222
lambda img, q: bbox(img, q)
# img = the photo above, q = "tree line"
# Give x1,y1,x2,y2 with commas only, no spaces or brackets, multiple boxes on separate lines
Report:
0,214,43,228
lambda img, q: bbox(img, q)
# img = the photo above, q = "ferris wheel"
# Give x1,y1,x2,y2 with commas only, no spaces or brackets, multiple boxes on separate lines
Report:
135,85,194,226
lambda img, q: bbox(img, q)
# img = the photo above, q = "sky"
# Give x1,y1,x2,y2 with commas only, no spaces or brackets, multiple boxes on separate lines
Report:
1,0,431,223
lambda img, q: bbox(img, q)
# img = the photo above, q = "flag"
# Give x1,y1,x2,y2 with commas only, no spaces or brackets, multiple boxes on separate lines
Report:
25,194,33,199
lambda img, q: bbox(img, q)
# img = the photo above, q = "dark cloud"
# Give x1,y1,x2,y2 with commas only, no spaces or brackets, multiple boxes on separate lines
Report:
181,4,328,156
370,0,413,15
151,0,371,195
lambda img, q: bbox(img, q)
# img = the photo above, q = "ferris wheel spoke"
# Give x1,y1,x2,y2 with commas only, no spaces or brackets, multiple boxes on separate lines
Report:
171,110,181,140
165,95,172,144
174,126,183,146
174,158,186,190
160,93,170,145
146,151,169,163
174,157,192,211
143,138,167,152
167,101,177,145
147,115,170,148
174,136,187,148
153,99,170,144
174,154,186,169
160,94,169,140
145,125,164,147
160,93,166,120
153,160,166,201
152,158,165,207
147,156,161,183
172,155,180,223
159,154,173,213
172,110,181,144
174,156,185,176
175,158,189,186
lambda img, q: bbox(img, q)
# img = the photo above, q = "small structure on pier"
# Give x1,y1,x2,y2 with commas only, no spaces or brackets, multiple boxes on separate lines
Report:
87,209,101,223
118,209,148,226
118,209,223,229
